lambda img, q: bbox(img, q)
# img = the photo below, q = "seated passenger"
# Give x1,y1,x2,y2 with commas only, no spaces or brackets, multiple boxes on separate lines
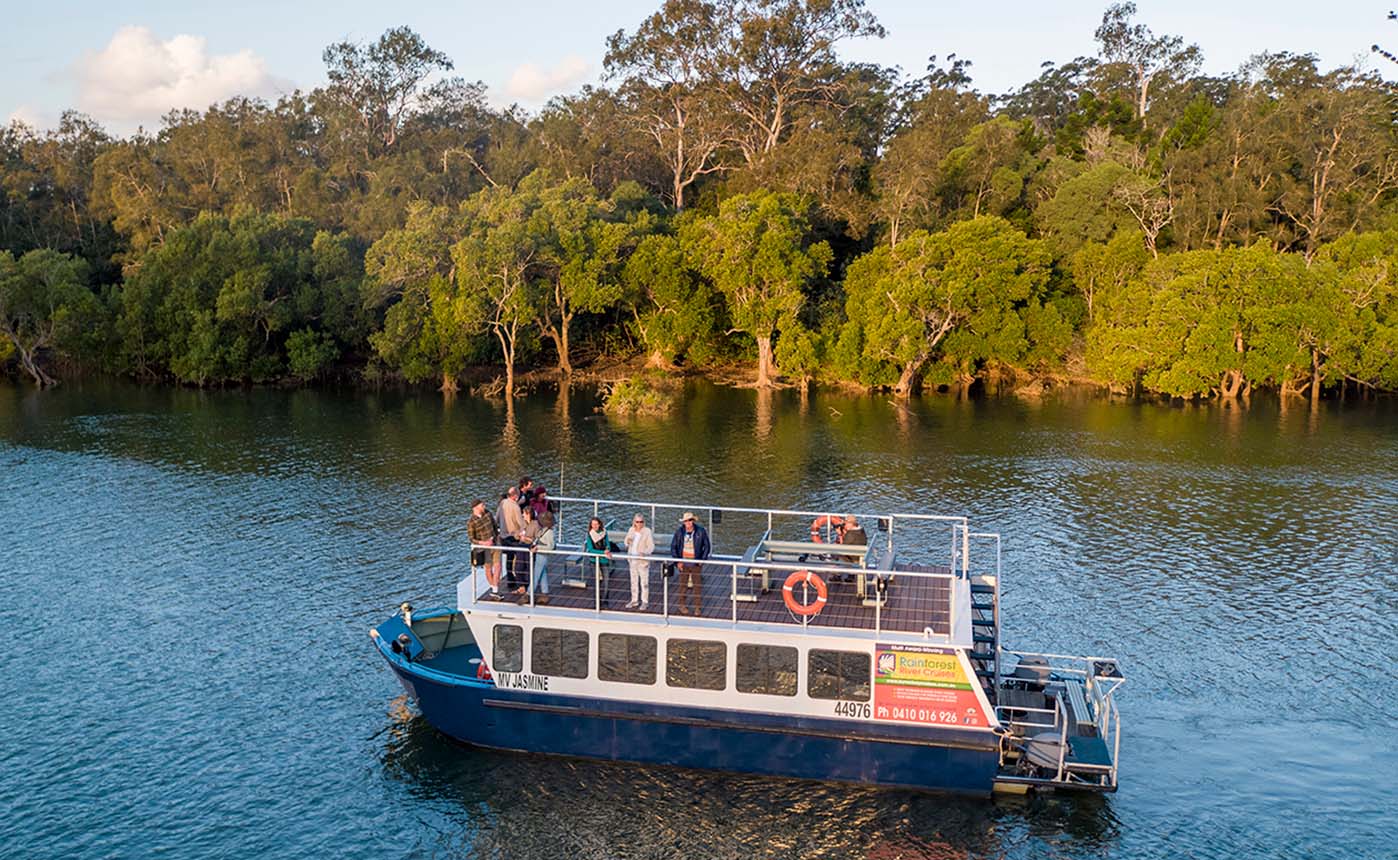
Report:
840,515,867,564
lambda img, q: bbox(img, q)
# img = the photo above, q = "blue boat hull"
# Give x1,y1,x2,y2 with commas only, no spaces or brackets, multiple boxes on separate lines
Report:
377,641,999,795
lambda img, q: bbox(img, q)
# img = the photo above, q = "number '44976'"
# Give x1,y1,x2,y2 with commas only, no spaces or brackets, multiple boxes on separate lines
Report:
833,700,872,719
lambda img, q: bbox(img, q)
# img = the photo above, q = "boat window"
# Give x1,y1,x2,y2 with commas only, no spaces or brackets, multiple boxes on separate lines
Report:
808,649,870,701
532,627,589,678
736,644,798,696
493,624,523,673
598,633,657,685
666,639,726,691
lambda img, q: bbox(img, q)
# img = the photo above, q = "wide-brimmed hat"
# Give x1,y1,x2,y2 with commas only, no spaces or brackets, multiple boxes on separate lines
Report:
681,511,696,522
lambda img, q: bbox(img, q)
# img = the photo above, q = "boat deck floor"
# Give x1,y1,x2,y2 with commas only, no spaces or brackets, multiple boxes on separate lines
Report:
477,559,952,635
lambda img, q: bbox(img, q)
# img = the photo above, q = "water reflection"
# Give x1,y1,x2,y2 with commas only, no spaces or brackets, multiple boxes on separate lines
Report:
377,711,1120,860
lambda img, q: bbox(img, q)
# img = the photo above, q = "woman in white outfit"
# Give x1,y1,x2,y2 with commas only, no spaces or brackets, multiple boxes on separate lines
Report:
624,513,655,610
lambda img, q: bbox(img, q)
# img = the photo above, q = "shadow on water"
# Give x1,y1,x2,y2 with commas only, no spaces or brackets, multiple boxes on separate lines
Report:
376,708,1120,860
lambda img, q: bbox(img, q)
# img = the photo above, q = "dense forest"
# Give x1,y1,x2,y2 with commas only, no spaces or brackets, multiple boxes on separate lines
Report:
2,1,1396,401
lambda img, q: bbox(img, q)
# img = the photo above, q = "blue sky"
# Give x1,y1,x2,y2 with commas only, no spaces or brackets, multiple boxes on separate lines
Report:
2,1,1389,134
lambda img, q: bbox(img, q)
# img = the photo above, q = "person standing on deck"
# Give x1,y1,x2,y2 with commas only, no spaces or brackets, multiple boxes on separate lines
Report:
670,512,711,616
467,499,502,597
624,513,655,610
511,506,541,596
497,487,526,591
518,476,535,509
528,510,555,604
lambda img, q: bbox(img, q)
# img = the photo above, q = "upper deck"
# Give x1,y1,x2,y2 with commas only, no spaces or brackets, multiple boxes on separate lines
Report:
463,494,1002,647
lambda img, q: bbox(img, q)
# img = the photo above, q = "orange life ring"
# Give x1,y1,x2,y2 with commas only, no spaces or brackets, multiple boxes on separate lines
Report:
782,570,828,616
809,515,840,544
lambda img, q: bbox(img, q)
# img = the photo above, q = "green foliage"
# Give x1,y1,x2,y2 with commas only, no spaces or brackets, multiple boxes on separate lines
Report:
622,233,717,366
0,249,103,385
3,13,1398,399
682,191,831,384
838,216,1051,391
118,211,363,385
603,374,675,416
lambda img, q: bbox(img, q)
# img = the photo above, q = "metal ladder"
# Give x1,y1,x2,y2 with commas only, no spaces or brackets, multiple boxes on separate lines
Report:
968,573,1000,705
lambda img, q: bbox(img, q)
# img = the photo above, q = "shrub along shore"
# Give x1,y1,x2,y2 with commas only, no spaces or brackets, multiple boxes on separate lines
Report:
3,3,1396,402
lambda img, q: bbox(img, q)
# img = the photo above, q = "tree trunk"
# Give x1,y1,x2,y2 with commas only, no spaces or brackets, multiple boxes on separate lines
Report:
1219,369,1243,399
16,344,55,388
755,335,775,387
558,320,573,376
1310,348,1321,409
894,362,920,398
645,349,672,370
439,370,458,395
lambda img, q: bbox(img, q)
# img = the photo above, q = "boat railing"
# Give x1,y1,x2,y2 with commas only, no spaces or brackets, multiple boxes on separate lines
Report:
996,648,1124,788
549,495,974,577
462,542,962,641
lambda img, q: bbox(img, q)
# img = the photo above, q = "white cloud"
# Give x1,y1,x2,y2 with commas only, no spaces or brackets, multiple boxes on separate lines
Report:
6,104,51,130
502,55,591,102
75,25,284,126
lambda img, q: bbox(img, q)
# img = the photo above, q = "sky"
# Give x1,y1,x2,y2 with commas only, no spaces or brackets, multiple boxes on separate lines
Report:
2,0,1391,135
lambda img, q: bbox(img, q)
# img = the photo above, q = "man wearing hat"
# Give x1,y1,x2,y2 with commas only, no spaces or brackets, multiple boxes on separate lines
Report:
669,512,711,616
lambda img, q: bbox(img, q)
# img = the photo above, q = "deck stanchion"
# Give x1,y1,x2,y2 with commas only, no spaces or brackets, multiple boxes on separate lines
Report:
528,550,535,607
731,562,738,625
662,562,669,621
595,557,601,614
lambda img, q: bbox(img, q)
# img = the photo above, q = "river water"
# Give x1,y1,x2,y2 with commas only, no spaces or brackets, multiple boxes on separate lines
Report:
1,379,1393,860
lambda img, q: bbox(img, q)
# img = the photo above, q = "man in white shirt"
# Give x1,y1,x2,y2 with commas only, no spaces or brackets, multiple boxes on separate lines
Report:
624,513,655,610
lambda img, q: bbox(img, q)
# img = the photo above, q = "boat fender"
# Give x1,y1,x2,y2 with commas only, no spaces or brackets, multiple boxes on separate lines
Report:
400,602,414,627
476,660,492,681
782,570,828,616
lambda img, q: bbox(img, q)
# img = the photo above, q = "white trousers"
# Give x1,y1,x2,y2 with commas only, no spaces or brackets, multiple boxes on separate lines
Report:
629,561,650,605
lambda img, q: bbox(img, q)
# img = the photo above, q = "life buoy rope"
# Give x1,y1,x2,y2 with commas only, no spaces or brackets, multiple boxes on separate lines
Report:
782,570,828,617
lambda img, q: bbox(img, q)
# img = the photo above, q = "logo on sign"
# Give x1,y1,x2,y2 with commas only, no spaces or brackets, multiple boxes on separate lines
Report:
876,652,897,675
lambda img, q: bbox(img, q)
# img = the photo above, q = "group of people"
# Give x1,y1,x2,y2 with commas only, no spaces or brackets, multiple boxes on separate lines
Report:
580,510,711,614
467,476,557,603
466,481,712,612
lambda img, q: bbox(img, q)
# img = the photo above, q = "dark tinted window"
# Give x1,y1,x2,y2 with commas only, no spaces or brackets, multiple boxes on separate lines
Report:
532,627,589,678
665,639,726,690
598,633,657,685
808,649,870,701
736,644,798,696
493,624,522,673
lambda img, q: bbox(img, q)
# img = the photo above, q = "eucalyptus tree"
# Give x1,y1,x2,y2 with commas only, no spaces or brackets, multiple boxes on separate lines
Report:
682,190,830,386
605,0,734,209
319,26,454,157
1093,2,1201,125
873,56,988,245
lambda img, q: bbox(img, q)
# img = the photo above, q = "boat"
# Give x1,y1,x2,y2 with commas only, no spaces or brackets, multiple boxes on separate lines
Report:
369,495,1125,796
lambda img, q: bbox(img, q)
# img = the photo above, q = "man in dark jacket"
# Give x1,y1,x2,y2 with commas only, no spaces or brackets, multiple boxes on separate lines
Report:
670,512,711,616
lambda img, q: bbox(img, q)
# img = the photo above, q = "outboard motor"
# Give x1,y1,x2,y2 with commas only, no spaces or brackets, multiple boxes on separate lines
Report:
390,633,414,661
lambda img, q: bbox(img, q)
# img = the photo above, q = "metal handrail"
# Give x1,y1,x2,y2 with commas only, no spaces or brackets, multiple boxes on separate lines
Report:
465,542,961,641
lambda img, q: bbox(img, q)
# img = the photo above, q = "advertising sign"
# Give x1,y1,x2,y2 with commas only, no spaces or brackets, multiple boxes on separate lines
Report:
874,644,991,729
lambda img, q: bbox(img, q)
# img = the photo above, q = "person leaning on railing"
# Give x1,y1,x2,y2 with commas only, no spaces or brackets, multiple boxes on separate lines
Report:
467,499,502,598
669,512,711,616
